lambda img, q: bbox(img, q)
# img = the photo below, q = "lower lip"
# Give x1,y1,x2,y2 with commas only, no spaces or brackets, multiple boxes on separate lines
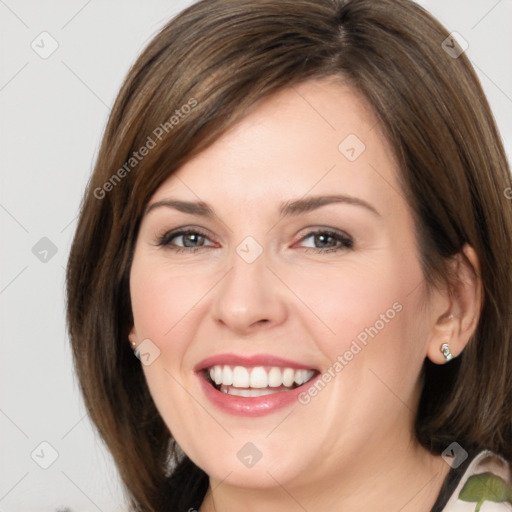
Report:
197,372,319,417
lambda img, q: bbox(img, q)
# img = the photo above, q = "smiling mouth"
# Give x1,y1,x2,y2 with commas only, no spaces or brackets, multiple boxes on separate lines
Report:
203,365,319,397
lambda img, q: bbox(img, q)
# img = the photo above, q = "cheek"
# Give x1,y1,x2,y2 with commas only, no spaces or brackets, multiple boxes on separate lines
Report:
283,256,411,349
291,252,427,400
129,256,207,352
129,255,211,448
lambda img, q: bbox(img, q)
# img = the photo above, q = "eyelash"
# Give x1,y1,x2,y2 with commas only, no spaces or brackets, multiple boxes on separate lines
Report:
155,228,354,254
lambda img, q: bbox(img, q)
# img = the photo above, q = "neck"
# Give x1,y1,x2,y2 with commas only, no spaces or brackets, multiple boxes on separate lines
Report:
198,440,451,512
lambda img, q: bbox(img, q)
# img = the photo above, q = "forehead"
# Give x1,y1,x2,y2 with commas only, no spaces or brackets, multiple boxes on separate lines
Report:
149,78,405,219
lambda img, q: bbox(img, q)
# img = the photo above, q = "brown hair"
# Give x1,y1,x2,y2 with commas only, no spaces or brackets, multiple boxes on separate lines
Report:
65,0,512,509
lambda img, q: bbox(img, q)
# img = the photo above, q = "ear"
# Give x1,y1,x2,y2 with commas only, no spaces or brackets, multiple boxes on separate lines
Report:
426,244,483,364
128,325,138,347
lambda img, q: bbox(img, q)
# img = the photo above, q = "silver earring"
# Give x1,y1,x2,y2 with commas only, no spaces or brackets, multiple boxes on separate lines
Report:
440,343,453,362
131,341,140,359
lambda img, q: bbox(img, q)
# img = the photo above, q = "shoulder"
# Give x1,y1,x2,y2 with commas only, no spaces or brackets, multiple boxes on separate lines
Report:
441,450,511,512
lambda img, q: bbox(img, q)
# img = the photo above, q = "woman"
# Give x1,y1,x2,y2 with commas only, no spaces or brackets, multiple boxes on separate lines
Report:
65,0,512,510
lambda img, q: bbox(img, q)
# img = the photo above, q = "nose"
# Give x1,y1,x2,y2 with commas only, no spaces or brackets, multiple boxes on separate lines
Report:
210,246,288,335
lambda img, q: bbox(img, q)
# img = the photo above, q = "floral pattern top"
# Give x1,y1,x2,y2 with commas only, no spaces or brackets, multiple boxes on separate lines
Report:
440,450,511,512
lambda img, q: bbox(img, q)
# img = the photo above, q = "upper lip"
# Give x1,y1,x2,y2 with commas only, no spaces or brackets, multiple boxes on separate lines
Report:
194,353,318,372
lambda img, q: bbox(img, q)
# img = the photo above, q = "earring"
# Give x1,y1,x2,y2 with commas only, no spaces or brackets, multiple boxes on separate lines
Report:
440,343,454,362
131,341,140,359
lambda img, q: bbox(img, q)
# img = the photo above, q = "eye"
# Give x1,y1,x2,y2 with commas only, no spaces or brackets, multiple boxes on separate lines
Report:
155,228,216,253
297,229,354,253
154,227,354,254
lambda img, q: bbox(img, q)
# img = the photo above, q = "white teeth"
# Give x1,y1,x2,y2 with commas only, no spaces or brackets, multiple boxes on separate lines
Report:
220,386,277,397
207,365,316,390
211,366,234,385
214,365,223,385
268,367,282,387
283,367,295,387
222,365,233,386
249,367,268,388
295,369,315,386
232,366,250,387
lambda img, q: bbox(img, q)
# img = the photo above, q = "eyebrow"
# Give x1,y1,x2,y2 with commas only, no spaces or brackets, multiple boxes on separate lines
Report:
145,194,381,218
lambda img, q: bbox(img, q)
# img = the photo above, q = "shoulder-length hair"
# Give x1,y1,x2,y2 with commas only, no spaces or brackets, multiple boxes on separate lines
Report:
66,0,512,510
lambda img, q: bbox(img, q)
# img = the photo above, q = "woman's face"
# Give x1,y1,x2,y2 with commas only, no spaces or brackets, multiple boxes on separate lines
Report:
129,78,439,489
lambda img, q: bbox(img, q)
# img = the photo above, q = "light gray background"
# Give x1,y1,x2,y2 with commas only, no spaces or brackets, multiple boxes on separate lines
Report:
1,1,511,511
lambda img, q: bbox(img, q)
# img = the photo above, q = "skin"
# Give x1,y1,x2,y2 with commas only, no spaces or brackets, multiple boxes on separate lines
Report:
128,77,482,512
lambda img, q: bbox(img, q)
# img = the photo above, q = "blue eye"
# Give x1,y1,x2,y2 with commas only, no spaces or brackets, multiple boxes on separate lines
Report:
156,228,354,254
298,229,354,253
156,228,214,253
